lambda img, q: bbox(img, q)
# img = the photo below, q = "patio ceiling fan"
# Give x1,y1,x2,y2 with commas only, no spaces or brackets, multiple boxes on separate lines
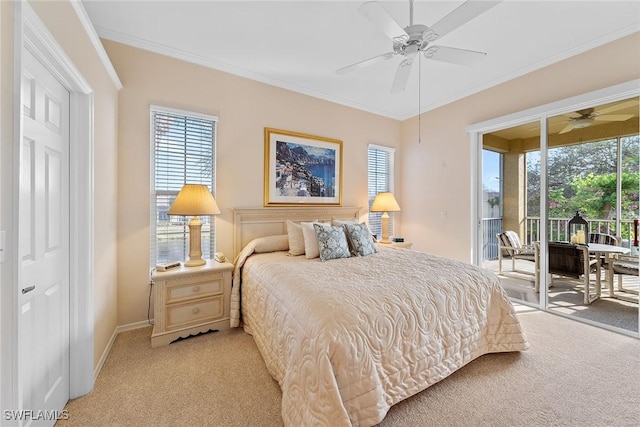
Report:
336,0,501,93
558,100,637,134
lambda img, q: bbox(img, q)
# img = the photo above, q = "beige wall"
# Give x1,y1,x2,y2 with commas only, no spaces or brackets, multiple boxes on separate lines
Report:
103,40,402,326
400,32,640,261
25,1,120,368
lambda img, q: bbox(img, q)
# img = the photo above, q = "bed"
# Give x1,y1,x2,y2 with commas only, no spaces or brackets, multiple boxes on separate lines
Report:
231,207,528,426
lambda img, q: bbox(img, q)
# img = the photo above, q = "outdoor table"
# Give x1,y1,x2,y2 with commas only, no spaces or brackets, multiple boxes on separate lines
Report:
588,243,631,300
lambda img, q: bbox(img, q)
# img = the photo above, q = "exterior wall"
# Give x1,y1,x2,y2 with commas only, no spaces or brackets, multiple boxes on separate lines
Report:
502,152,525,237
400,32,640,261
103,40,402,326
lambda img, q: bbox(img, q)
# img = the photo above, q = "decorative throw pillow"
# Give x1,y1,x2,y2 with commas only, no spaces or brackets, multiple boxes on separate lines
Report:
313,223,351,262
301,221,322,259
343,223,378,257
286,220,305,256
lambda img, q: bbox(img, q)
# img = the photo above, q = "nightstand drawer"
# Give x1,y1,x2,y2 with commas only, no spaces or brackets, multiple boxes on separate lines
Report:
166,276,223,303
166,295,224,330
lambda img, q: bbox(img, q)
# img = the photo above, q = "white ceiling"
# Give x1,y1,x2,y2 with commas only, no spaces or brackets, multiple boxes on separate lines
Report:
82,1,640,120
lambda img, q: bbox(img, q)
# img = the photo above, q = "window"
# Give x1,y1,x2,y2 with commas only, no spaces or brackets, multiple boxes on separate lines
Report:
367,144,395,239
150,106,217,266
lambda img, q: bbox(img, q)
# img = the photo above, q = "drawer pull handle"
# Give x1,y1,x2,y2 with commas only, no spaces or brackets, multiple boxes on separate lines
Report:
192,307,200,314
192,286,200,292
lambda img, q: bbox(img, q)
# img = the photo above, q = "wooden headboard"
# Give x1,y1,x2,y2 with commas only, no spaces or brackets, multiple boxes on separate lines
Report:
232,206,362,257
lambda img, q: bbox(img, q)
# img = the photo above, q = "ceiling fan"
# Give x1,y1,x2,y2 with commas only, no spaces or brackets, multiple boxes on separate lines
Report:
337,0,501,93
558,100,637,134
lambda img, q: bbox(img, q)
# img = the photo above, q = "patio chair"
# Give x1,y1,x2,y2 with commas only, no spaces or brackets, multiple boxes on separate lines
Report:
589,233,619,246
496,231,539,283
543,241,599,304
588,232,621,276
606,254,639,304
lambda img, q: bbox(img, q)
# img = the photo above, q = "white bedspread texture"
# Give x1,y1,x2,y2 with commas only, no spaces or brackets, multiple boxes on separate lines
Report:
233,246,528,426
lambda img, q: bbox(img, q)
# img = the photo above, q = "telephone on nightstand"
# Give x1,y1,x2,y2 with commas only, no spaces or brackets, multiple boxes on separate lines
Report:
214,252,226,263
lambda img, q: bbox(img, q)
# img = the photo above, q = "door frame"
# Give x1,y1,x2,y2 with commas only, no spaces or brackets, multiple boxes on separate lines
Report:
2,1,95,415
467,79,640,338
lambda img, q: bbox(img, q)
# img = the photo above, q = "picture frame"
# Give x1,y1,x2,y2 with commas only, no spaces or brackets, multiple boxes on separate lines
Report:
264,127,343,206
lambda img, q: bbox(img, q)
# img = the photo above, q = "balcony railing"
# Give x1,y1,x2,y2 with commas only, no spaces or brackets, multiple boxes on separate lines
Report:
483,217,503,260
482,217,637,261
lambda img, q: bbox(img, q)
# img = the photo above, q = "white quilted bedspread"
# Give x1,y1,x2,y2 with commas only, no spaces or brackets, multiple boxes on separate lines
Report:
234,246,528,426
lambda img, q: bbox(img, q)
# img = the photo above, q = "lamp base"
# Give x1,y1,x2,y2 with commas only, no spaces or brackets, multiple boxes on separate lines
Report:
379,212,391,245
184,258,206,267
184,216,205,268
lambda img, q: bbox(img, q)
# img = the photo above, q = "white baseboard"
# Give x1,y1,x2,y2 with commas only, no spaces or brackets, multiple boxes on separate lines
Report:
117,319,153,333
93,319,154,382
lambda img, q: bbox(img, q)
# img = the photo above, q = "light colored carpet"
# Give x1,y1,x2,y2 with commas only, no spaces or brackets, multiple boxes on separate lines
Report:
57,307,640,427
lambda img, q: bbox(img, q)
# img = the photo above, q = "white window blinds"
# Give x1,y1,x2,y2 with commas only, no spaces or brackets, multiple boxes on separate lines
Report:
150,106,217,266
368,144,395,239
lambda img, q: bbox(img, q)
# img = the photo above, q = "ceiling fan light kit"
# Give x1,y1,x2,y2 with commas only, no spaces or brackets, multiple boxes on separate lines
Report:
571,117,593,129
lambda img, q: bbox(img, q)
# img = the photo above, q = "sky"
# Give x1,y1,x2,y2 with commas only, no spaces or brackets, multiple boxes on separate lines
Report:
482,149,501,192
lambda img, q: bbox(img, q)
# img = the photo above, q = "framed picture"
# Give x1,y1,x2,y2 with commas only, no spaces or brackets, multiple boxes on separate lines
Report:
264,128,342,206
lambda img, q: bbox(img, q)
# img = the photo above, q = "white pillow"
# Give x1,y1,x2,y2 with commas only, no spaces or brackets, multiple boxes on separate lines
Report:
253,234,289,253
331,217,359,226
286,220,305,256
301,221,322,259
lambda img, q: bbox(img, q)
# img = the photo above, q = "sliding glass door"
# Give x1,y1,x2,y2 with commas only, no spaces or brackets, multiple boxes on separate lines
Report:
545,98,639,333
481,122,541,306
470,82,639,338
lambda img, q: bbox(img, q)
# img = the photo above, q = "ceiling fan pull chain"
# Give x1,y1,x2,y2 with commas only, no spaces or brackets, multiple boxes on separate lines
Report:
418,54,422,144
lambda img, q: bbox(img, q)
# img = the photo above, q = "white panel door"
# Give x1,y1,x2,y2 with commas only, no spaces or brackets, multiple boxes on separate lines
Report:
19,49,70,426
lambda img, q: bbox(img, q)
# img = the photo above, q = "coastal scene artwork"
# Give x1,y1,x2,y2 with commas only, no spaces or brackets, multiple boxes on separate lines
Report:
264,128,342,206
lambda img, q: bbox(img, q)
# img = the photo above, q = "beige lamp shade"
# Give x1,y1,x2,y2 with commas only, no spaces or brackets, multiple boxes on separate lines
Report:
370,192,400,244
168,184,221,216
370,192,401,212
168,184,220,267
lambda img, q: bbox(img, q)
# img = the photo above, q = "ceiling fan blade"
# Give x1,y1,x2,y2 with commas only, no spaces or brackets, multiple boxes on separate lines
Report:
336,52,395,75
359,1,409,43
429,1,501,41
391,58,414,93
596,99,639,115
593,114,634,122
558,124,574,134
423,45,486,65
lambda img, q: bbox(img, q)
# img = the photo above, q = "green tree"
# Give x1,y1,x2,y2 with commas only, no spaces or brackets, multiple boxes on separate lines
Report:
526,136,639,219
568,172,639,219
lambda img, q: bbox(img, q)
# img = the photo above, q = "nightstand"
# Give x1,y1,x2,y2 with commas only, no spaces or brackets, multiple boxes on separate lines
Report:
389,241,413,249
151,260,233,347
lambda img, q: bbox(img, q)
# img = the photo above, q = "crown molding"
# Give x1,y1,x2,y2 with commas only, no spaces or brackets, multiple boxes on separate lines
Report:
94,26,405,120
70,0,122,90
95,20,639,121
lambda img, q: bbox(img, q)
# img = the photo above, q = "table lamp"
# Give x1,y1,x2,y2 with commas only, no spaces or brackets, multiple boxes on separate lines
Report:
168,184,221,267
370,191,401,244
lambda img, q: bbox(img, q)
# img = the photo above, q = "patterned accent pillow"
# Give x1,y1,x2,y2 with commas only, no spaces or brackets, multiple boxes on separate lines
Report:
343,223,378,257
313,223,351,262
